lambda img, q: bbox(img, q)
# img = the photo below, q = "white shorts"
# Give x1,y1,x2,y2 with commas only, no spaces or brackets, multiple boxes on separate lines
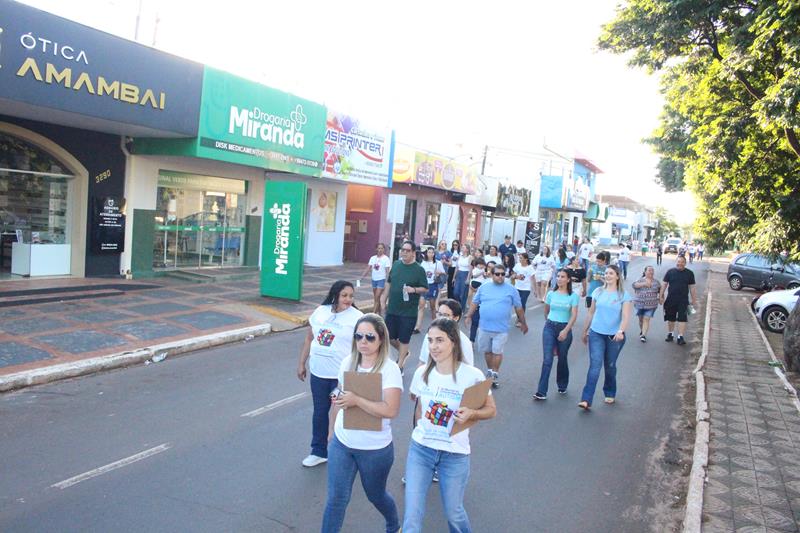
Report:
535,272,551,283
477,329,509,355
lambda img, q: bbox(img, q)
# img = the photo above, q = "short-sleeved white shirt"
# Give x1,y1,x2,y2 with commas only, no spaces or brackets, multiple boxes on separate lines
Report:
308,305,363,379
456,255,471,271
418,330,474,366
579,243,594,260
513,264,535,291
368,255,392,281
421,260,443,284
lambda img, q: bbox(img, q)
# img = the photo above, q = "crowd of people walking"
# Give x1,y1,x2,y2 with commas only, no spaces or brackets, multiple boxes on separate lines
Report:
297,234,700,532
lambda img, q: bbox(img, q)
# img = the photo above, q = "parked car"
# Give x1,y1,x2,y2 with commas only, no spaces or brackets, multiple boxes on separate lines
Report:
727,253,800,291
753,288,800,333
663,237,682,254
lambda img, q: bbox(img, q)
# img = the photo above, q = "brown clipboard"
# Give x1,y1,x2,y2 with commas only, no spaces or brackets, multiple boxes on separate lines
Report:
343,371,382,431
451,378,493,436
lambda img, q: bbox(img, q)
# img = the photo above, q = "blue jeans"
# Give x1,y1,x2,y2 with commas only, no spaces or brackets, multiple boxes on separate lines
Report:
310,374,338,457
619,260,629,279
403,440,471,533
453,270,469,310
581,329,626,405
537,320,572,395
518,289,531,310
321,436,399,533
581,258,589,272
469,306,480,342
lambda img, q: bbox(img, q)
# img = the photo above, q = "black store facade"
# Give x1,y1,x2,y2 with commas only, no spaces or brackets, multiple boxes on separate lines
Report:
0,0,202,279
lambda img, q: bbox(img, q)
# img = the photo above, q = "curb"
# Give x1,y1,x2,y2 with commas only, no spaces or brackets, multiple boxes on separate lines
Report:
683,277,713,533
0,323,272,393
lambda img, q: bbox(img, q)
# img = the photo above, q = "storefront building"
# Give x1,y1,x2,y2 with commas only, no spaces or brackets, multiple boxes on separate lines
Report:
0,0,203,279
538,171,591,250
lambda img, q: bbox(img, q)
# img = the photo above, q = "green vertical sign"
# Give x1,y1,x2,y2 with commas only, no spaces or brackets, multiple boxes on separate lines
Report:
261,181,307,300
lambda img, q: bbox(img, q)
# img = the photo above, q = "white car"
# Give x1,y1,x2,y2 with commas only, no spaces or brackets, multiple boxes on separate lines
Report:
754,288,800,333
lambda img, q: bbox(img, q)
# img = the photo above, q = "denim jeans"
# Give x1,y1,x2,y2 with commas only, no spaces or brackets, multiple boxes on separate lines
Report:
537,320,573,395
321,436,399,533
581,329,626,405
310,373,338,457
469,306,480,342
581,258,589,272
454,270,469,310
403,440,471,533
619,260,629,279
518,289,531,310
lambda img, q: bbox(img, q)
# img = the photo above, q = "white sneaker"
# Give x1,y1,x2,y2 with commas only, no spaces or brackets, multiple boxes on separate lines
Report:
302,454,327,467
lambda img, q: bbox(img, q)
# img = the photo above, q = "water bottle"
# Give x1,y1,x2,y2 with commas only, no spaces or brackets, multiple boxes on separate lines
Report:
402,284,410,302
687,304,696,316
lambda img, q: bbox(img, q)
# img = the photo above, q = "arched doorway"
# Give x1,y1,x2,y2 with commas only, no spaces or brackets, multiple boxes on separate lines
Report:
0,123,88,278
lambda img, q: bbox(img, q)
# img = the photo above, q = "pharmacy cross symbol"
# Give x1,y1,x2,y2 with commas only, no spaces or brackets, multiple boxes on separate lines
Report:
290,105,307,131
269,204,282,219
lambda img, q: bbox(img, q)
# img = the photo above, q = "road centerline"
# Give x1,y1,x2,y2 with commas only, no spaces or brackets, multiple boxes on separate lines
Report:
51,443,171,490
241,392,309,418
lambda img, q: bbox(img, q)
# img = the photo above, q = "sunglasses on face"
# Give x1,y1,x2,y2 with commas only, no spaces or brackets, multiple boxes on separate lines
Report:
493,272,506,277
354,332,378,343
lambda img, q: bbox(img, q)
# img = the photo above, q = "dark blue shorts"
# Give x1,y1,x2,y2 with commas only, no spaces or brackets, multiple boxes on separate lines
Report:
385,313,416,344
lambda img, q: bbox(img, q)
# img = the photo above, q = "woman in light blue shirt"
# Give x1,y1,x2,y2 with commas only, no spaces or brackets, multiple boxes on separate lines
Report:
534,269,579,400
578,265,632,410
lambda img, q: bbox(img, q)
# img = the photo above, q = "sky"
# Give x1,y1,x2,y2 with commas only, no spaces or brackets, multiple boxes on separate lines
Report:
18,0,698,225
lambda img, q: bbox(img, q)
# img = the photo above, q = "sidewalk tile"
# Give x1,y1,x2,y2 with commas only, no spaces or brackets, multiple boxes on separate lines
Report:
36,330,126,354
0,342,52,367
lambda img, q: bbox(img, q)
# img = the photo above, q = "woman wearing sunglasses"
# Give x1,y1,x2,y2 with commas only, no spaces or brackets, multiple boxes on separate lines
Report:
297,281,363,468
578,265,633,410
322,313,402,533
403,318,496,532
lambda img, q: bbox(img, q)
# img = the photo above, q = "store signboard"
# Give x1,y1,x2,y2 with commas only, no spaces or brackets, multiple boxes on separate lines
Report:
157,170,245,194
322,111,393,187
539,175,564,209
0,0,202,136
438,203,460,246
464,175,499,207
91,196,125,253
524,221,542,257
495,183,531,218
390,145,478,194
565,175,590,211
261,181,307,301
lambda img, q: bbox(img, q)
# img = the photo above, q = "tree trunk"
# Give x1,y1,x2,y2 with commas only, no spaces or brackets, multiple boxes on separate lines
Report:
783,304,800,372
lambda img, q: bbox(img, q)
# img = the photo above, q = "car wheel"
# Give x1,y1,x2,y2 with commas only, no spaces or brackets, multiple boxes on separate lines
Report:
763,305,788,333
729,275,743,291
788,282,800,290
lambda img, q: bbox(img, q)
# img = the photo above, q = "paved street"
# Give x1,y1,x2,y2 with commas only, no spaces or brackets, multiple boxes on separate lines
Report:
0,256,706,532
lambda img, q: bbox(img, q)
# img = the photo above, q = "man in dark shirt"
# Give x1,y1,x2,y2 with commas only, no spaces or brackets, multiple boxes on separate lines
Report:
659,255,697,345
498,235,514,257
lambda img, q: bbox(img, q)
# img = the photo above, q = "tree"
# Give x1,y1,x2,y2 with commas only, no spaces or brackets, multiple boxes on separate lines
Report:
653,207,680,241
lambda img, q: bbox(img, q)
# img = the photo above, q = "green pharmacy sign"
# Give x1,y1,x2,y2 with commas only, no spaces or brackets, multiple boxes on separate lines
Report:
260,181,307,300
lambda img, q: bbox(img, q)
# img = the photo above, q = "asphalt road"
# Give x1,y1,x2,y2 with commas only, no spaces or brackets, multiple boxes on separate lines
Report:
0,256,708,532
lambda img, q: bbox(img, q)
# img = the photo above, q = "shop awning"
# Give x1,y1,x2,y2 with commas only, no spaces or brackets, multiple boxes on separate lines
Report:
585,201,608,222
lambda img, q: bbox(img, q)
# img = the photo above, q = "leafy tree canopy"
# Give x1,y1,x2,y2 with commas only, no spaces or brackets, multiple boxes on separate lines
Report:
599,0,800,260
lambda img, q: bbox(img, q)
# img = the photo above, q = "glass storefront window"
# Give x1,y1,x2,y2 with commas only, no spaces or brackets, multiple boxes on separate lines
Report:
152,171,246,270
464,208,478,246
423,202,440,246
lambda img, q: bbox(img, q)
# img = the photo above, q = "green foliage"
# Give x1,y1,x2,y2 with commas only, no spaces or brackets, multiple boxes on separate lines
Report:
653,207,680,240
600,0,800,261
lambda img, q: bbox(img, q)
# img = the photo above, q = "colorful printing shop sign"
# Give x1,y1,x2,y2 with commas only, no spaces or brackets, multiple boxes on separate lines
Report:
261,181,307,301
197,67,326,176
322,112,393,187
390,145,478,195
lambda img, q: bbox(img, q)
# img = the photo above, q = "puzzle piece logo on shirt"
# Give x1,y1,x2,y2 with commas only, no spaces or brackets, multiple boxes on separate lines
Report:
425,400,453,427
316,328,335,347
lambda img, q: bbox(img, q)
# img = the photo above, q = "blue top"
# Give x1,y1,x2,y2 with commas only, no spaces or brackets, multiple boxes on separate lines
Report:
590,287,632,335
435,250,453,262
545,290,579,323
472,281,522,333
587,263,607,295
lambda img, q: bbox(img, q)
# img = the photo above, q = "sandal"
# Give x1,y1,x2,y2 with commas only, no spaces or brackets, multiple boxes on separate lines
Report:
604,397,615,404
578,401,590,411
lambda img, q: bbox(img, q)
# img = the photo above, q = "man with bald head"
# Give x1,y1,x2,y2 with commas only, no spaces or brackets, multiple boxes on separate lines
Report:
659,255,697,346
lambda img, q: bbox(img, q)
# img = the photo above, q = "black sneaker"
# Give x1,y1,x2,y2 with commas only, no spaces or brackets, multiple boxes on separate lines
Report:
558,389,567,395
665,333,674,342
677,336,686,345
640,335,646,343
533,392,547,401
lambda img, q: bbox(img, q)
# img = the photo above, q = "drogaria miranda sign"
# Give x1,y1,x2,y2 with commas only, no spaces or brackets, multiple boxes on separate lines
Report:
260,181,307,300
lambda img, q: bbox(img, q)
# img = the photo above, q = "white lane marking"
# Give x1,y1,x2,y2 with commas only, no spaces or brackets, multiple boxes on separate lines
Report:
51,443,171,490
241,392,309,418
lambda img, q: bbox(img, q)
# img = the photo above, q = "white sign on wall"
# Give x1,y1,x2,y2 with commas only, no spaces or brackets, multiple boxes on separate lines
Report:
438,204,460,246
386,194,406,224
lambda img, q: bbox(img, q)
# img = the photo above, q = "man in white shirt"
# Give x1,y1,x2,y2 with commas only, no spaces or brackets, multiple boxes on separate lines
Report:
579,237,594,272
417,298,474,366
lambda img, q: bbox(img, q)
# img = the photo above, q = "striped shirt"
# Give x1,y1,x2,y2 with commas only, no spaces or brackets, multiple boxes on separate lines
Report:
632,277,661,309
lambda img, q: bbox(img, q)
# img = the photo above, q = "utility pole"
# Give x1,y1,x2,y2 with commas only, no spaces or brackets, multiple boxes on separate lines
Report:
480,145,488,175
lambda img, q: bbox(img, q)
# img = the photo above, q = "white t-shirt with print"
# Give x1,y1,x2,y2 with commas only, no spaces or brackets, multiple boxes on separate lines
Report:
368,255,392,281
409,363,489,455
418,330,474,366
421,260,444,284
334,356,403,450
618,247,630,262
579,243,594,260
513,264,535,291
485,254,502,265
308,305,363,379
534,255,555,278
471,267,486,283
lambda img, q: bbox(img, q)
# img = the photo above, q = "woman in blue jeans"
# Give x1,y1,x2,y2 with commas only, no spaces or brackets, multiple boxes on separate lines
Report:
578,265,633,410
322,313,402,533
453,244,472,311
533,270,579,400
404,318,496,533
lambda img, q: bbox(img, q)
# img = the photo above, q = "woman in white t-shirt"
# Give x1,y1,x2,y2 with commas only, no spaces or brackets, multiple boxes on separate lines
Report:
322,313,402,533
403,318,496,532
533,246,556,303
513,252,535,310
297,281,363,468
416,247,446,332
453,244,472,311
361,243,392,316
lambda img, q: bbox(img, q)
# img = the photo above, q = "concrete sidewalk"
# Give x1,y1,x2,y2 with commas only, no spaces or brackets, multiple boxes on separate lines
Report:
700,267,800,531
0,263,371,391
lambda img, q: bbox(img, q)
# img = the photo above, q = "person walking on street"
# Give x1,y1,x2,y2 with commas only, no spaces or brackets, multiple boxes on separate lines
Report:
573,235,580,253
533,269,579,400
446,240,460,299
465,264,529,388
688,242,696,263
579,237,594,272
551,247,569,289
632,266,661,342
697,242,705,261
486,244,501,265
381,241,429,371
659,255,697,346
452,244,472,311
565,254,588,297
513,252,535,310
362,243,392,316
417,299,475,367
617,243,631,280
515,239,526,254
586,251,609,309
403,318,496,533
533,246,556,302
322,314,402,533
499,235,515,257
578,265,633,410
641,239,648,257
435,240,452,297
416,247,446,333
298,281,363,467
656,241,663,265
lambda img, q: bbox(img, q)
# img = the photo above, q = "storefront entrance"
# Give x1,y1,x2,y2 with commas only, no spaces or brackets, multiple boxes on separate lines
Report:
152,170,246,270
